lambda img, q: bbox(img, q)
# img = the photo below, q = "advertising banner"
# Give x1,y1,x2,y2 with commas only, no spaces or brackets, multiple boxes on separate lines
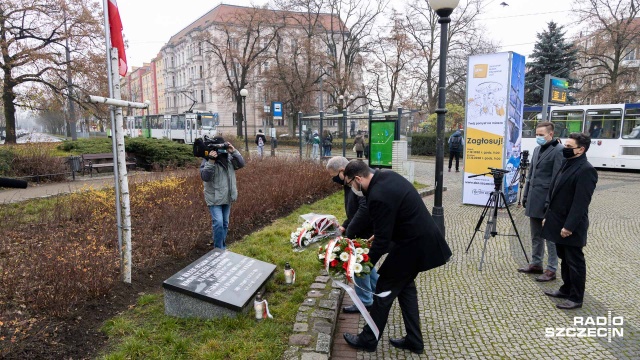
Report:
463,52,524,205
504,53,525,204
369,121,395,168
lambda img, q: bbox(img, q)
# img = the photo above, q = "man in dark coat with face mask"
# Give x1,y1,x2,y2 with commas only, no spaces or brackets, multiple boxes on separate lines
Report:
341,160,452,354
542,132,597,310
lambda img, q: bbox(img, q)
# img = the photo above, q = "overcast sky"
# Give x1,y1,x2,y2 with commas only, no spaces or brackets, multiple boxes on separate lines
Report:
115,0,577,69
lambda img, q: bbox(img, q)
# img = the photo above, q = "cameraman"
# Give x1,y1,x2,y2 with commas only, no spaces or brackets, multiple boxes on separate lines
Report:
200,136,245,250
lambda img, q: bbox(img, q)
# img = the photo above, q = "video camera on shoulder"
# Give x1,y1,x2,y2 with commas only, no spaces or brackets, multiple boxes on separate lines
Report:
193,135,230,158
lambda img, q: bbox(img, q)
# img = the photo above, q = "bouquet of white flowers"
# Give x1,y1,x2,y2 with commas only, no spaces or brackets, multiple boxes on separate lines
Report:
290,213,340,249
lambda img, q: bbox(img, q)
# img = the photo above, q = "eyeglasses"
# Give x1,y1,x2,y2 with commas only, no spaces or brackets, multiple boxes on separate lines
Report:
345,177,355,187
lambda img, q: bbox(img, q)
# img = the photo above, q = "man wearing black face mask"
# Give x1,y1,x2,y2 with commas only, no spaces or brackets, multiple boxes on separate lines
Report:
326,156,379,313
341,160,451,354
542,132,597,310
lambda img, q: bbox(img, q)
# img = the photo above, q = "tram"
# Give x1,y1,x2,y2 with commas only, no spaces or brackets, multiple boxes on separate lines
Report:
122,112,218,144
521,103,640,169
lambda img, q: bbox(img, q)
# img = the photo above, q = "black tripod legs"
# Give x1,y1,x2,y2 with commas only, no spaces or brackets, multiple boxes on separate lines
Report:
467,191,529,271
466,194,493,254
500,192,530,264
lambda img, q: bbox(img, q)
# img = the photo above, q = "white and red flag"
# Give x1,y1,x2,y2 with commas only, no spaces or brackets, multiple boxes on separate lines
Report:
107,0,127,76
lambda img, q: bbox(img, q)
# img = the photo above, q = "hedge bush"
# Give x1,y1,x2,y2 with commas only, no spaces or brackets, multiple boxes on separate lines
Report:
0,144,67,181
411,132,459,156
58,137,199,169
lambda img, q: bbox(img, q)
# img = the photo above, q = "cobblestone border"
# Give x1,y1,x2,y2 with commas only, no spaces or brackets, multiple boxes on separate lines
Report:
282,273,344,360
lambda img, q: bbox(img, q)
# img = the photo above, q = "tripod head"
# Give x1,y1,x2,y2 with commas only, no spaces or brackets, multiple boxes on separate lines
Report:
468,167,510,190
519,150,530,169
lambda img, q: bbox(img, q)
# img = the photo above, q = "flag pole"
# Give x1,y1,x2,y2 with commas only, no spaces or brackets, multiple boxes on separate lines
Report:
102,0,125,282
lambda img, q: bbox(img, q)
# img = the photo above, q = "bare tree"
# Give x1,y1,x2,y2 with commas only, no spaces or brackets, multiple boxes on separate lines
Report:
320,0,387,112
401,0,497,113
265,0,331,129
366,10,417,112
201,6,284,137
572,0,640,103
1,0,104,144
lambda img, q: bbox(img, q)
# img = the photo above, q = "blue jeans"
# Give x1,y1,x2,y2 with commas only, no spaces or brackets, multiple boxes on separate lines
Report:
354,267,379,306
209,204,231,250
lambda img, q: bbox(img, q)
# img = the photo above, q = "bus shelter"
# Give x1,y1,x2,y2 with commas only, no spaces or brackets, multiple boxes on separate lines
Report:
299,108,414,167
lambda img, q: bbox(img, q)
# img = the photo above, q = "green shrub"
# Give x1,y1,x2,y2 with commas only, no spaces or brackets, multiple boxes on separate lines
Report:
58,137,199,169
411,132,458,156
0,144,67,180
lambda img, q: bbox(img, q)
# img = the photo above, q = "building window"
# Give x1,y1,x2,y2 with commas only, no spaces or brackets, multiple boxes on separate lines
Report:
199,65,203,78
623,48,636,61
201,90,204,103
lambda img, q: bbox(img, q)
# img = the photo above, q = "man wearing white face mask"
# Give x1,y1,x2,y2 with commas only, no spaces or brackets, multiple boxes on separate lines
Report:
341,160,452,355
519,122,564,281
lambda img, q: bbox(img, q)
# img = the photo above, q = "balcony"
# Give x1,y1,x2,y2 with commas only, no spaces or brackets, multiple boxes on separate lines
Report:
621,59,640,67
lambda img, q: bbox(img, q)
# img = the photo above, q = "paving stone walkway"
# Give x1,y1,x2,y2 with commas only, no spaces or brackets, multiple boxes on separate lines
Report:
333,159,639,359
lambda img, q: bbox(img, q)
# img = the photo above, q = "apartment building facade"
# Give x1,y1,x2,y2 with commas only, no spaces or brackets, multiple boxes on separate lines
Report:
120,4,364,135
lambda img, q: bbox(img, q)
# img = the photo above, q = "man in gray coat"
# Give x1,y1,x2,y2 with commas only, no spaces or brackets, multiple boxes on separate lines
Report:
518,122,564,281
200,136,245,250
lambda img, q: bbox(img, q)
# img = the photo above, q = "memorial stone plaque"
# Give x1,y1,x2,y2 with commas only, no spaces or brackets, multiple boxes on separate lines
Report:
163,249,276,319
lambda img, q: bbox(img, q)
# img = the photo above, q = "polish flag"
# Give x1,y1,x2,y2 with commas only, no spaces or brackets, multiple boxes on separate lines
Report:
108,0,127,76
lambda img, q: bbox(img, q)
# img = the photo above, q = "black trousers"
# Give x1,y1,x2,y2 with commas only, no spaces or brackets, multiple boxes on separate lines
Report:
556,244,586,303
448,151,460,170
359,272,423,348
356,150,363,158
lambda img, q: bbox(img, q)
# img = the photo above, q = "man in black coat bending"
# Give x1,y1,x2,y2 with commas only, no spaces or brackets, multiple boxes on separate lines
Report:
342,160,452,354
542,132,598,310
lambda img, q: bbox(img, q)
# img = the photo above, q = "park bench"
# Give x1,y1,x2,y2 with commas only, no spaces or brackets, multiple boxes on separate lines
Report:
82,153,136,177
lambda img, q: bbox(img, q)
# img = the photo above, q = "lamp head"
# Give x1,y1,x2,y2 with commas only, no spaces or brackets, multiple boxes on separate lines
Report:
428,0,460,17
240,88,248,97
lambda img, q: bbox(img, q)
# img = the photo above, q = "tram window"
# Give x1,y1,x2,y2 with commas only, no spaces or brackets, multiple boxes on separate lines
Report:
200,115,215,128
586,109,621,139
622,108,640,139
550,110,584,138
522,111,541,138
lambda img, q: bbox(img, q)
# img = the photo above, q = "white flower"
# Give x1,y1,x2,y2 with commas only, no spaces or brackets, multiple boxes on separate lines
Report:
356,254,363,263
363,248,369,254
328,253,336,261
354,263,363,273
318,253,325,260
339,252,350,261
333,246,341,253
355,248,364,255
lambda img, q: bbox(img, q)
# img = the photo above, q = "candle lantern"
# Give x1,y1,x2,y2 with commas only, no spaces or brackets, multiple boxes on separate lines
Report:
254,294,264,320
284,262,295,284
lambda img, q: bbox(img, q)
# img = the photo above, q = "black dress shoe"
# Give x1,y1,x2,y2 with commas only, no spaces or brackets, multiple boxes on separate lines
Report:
342,304,372,313
389,337,424,354
544,290,570,299
343,333,376,352
556,300,582,309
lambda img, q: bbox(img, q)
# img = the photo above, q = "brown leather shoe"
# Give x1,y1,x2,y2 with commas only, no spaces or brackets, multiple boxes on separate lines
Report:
536,270,556,282
517,264,543,274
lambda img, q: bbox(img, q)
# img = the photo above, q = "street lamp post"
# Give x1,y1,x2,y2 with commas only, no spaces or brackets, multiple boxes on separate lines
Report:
429,0,459,237
240,88,249,152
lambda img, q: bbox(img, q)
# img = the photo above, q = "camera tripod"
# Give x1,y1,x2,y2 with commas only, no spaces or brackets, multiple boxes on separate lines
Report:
465,168,529,271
